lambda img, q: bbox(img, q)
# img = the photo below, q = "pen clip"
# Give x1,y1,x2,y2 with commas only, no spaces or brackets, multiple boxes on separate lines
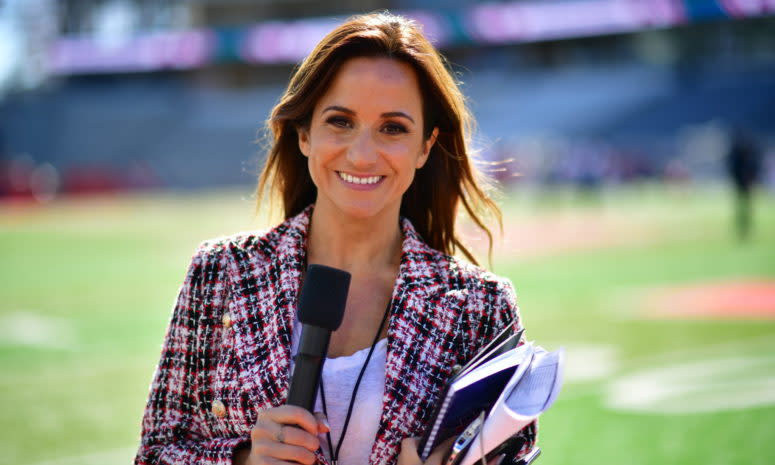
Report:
444,412,485,465
514,447,541,465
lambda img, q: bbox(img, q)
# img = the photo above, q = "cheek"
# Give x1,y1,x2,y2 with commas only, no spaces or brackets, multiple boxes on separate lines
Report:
305,134,333,167
379,137,420,159
309,130,347,157
391,141,428,173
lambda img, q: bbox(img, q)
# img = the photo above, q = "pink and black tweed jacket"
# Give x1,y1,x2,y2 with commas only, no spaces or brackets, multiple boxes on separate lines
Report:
135,206,537,465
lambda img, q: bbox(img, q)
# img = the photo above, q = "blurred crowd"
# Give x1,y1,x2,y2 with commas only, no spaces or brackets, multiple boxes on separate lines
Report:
2,126,774,203
483,128,774,191
2,1,774,203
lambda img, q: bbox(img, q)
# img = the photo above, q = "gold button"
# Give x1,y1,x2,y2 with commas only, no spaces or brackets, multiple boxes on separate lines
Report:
221,313,233,328
211,399,227,418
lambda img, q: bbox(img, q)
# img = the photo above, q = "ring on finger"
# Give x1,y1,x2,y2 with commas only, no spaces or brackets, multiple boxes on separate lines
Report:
275,425,285,444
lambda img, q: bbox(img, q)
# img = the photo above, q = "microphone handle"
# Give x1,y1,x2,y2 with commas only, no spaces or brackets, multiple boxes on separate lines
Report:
287,325,331,410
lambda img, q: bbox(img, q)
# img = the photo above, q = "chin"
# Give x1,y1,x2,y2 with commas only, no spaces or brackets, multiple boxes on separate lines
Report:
333,201,392,221
338,205,381,220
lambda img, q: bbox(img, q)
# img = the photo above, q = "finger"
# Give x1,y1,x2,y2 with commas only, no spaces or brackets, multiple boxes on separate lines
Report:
258,405,319,436
260,458,300,465
427,437,456,465
251,438,318,465
397,437,420,465
487,455,506,465
401,437,419,453
397,437,422,465
251,416,284,442
275,424,321,451
251,420,320,452
313,411,330,434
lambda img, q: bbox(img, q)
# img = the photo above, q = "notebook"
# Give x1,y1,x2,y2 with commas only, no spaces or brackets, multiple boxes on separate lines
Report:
454,347,564,465
417,326,527,460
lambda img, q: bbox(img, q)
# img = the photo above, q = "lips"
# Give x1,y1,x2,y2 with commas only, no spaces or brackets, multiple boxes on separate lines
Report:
337,171,383,185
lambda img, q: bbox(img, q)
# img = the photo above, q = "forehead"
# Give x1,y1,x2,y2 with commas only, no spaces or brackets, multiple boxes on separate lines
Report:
315,57,423,115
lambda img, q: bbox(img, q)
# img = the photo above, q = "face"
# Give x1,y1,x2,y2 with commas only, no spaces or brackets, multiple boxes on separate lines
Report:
297,57,438,221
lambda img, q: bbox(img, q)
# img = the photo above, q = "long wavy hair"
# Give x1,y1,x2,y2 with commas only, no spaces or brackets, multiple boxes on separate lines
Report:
257,12,502,266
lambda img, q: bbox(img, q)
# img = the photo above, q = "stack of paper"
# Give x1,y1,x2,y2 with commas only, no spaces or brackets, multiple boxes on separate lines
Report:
418,327,526,460
456,346,564,465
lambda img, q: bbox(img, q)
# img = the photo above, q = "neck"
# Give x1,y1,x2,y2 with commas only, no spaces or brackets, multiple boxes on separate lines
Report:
306,203,403,272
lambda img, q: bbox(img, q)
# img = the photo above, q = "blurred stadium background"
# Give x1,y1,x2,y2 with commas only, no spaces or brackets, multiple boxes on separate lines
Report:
1,1,774,464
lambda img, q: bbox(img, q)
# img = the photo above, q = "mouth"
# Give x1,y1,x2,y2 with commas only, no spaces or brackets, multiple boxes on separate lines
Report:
337,171,384,185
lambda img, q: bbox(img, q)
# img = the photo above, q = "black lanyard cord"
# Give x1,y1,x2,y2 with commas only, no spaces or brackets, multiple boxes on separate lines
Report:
319,298,392,465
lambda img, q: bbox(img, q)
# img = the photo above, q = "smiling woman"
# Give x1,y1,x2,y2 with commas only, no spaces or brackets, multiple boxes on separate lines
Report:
297,57,437,223
135,11,536,465
259,12,499,265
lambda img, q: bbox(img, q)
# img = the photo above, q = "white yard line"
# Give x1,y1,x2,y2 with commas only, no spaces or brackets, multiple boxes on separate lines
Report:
606,354,775,414
561,344,618,384
0,311,77,350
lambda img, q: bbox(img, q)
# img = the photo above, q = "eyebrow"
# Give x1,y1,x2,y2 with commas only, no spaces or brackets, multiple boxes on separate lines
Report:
322,105,415,124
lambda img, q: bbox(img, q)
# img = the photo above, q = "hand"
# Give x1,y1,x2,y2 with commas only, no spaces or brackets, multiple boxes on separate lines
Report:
233,405,329,465
397,437,455,465
397,437,504,465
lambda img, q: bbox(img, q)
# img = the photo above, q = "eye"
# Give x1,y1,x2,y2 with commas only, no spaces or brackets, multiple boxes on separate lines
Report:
382,122,408,135
326,116,352,129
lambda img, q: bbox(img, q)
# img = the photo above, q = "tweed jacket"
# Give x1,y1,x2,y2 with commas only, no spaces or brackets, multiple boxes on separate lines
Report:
135,206,537,465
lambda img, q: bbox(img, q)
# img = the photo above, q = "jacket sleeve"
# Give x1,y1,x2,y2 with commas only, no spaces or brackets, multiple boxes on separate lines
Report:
135,244,249,465
481,277,539,462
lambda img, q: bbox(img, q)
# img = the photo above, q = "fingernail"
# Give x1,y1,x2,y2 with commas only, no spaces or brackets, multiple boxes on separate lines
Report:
314,411,330,432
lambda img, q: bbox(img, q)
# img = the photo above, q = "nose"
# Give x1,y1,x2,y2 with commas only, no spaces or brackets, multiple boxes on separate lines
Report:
346,130,378,169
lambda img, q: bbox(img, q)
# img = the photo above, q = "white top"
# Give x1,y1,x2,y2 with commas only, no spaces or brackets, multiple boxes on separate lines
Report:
291,322,387,465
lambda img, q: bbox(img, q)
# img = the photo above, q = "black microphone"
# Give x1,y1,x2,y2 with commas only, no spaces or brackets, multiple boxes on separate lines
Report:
286,264,350,411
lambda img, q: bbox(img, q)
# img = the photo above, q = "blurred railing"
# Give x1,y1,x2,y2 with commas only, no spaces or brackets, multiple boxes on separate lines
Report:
48,0,775,75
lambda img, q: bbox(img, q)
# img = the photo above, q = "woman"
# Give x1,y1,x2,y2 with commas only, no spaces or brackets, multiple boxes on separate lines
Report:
135,12,536,465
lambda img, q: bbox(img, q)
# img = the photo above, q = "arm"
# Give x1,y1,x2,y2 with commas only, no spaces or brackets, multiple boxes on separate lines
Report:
135,244,248,465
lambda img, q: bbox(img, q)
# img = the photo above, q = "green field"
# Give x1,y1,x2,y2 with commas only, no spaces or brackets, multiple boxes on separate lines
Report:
1,185,774,465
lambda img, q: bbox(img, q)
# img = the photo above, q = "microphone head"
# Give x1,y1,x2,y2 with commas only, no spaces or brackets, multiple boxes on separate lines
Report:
298,264,350,330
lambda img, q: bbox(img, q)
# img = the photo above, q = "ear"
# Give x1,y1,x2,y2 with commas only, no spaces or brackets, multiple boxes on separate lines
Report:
417,127,439,169
297,126,310,157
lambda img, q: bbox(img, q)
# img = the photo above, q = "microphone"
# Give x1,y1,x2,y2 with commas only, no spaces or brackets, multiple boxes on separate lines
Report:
286,264,350,411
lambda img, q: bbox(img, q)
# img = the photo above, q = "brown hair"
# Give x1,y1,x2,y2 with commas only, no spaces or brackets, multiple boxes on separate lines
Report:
257,12,501,265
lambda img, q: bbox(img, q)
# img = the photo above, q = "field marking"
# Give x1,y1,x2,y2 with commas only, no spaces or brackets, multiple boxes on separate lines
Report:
460,208,668,260
605,353,775,414
559,344,618,384
642,279,775,320
624,333,775,369
0,311,76,349
25,446,136,465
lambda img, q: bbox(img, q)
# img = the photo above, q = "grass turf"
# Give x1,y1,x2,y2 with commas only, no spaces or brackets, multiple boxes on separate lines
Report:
0,185,773,465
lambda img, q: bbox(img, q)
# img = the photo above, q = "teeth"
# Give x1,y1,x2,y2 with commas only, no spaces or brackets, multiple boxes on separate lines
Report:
338,172,381,185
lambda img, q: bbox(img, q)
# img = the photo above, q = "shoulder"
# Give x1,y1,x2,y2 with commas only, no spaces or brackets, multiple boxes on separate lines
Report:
180,234,261,284
436,252,516,304
399,217,515,301
410,245,518,328
449,256,518,333
189,217,301,271
193,230,270,265
172,226,290,324
192,207,311,269
430,253,521,360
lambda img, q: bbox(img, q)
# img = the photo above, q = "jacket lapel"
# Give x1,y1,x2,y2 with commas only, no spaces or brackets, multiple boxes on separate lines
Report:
370,219,469,464
224,209,310,410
